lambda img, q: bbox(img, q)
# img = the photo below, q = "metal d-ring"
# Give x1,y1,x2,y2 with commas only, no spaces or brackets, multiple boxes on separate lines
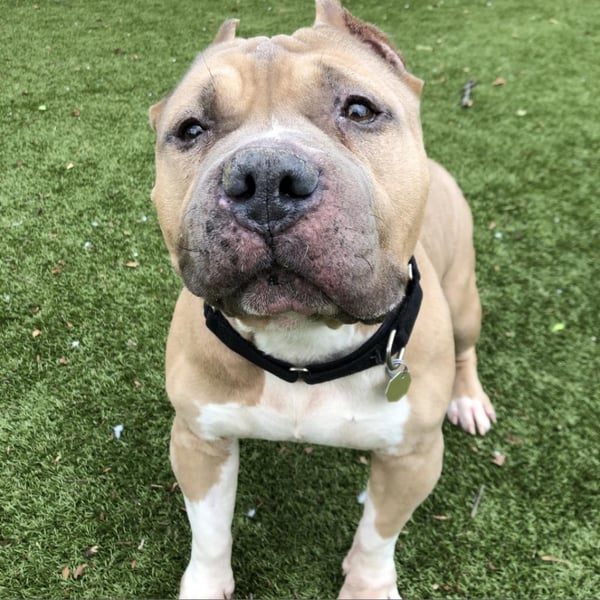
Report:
385,329,406,373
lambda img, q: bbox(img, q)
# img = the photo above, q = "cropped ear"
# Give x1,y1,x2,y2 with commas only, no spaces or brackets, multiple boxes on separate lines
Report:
213,18,239,44
314,0,422,94
149,98,167,132
314,0,346,30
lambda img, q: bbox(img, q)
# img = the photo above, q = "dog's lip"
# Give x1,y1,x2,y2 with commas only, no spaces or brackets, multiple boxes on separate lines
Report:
238,269,338,317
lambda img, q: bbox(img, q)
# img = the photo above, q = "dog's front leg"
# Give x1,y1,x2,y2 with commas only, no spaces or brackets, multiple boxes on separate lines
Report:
170,416,239,600
339,432,444,599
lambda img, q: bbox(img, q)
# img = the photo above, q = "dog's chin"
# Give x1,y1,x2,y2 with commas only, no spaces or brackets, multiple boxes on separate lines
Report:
208,272,351,322
243,274,339,317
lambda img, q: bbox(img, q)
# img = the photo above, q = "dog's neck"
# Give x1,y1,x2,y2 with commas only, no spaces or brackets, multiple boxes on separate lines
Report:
203,257,422,385
233,316,375,365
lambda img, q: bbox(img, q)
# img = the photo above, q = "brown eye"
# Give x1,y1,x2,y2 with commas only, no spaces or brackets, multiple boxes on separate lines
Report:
343,99,378,123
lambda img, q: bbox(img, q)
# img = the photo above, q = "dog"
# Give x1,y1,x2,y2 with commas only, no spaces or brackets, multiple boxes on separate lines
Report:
149,1,496,597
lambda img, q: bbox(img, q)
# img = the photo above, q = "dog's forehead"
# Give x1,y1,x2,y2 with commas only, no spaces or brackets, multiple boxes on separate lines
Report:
192,29,334,74
177,28,397,103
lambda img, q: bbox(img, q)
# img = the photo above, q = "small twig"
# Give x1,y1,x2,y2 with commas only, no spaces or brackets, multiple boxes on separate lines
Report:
461,79,478,108
470,484,485,518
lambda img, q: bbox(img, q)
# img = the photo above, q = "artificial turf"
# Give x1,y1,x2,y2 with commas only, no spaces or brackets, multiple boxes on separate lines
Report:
1,0,598,598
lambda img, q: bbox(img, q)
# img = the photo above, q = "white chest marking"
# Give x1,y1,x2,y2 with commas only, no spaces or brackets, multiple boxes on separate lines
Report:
196,371,410,451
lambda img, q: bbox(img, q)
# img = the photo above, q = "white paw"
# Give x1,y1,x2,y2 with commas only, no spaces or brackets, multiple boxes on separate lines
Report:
447,395,496,436
179,564,234,600
338,579,401,600
340,554,400,599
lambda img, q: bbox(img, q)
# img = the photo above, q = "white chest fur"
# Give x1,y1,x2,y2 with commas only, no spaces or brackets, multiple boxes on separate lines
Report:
196,369,411,451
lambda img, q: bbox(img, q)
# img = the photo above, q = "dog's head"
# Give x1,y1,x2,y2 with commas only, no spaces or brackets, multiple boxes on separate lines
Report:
150,0,429,324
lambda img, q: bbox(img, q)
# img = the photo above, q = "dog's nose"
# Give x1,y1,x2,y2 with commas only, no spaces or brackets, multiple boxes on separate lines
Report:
222,148,320,235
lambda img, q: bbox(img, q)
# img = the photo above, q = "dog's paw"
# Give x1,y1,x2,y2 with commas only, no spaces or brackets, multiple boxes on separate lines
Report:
179,565,234,600
447,395,496,436
339,553,401,600
338,579,402,600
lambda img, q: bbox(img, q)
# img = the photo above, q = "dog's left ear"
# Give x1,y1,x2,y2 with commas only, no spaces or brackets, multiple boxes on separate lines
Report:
315,0,421,93
213,18,239,44
149,98,167,132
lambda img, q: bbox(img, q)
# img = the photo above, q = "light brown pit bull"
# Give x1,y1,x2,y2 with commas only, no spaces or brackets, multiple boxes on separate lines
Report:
149,1,496,597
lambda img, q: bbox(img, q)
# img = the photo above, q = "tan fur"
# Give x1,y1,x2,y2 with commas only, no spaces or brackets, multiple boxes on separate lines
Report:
170,416,234,502
166,288,266,414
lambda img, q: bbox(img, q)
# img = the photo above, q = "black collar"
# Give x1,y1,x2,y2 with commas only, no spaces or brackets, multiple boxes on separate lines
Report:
203,256,422,385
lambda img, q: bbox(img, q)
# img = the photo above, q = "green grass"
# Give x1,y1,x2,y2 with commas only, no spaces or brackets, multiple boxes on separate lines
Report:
1,0,598,597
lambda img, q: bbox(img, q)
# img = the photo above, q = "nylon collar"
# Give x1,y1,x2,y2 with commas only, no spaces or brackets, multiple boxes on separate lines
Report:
203,256,422,384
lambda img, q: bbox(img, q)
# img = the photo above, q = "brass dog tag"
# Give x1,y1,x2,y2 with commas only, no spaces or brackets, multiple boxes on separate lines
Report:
385,360,411,402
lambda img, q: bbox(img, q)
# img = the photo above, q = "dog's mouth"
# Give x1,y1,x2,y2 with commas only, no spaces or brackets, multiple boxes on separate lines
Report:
222,267,341,319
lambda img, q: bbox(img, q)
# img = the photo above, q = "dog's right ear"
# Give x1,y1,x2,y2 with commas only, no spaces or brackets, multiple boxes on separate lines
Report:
149,98,167,132
213,18,239,44
314,0,422,95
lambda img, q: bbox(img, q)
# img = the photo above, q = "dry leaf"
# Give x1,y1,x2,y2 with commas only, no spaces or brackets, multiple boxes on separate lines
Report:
492,77,507,86
58,357,69,366
51,267,63,275
102,467,112,474
541,555,570,565
133,379,142,389
61,565,70,580
303,446,314,454
130,559,137,569
71,109,81,117
125,261,139,268
32,329,42,338
491,452,506,466
505,432,524,445
73,563,87,579
433,515,450,521
358,455,369,465
84,545,99,558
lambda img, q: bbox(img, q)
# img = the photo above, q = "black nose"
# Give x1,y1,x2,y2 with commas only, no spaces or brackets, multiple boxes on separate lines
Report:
221,147,320,235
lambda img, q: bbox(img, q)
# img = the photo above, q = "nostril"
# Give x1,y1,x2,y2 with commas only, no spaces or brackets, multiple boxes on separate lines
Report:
240,174,256,200
279,175,295,199
279,167,319,199
224,166,256,201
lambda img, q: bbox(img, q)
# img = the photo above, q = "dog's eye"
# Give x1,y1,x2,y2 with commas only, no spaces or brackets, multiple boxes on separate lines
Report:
176,118,206,142
343,99,378,123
